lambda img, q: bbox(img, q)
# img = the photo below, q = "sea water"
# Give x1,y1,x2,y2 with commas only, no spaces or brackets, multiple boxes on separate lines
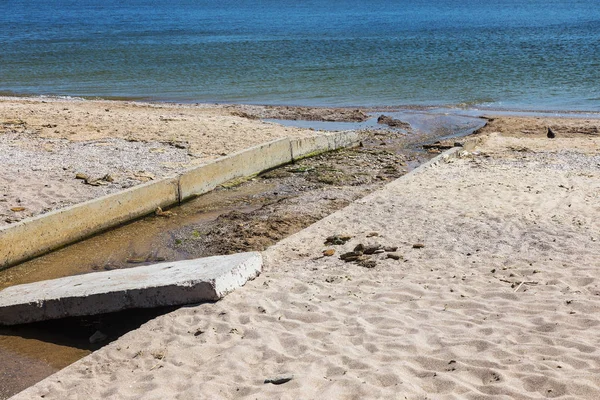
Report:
1,0,599,111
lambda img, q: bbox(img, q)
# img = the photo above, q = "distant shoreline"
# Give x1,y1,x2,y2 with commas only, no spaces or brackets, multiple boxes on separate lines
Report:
2,94,600,119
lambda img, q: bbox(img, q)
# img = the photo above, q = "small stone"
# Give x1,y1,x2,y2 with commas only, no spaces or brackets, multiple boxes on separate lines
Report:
325,234,352,245
75,173,89,180
194,329,204,336
340,251,363,261
363,245,382,255
322,249,335,257
89,330,107,344
126,257,146,264
264,374,294,385
353,243,365,252
10,207,26,212
384,246,398,252
413,243,425,249
359,259,377,269
257,306,266,313
155,207,174,218
366,232,379,237
102,174,115,183
386,253,402,260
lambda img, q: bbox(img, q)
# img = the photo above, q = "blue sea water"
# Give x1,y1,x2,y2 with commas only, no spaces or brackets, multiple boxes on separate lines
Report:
1,0,599,111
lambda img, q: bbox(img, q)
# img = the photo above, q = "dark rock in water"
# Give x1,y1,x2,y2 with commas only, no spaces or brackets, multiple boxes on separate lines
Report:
264,374,294,385
377,115,411,129
412,243,425,249
547,127,556,138
387,253,402,260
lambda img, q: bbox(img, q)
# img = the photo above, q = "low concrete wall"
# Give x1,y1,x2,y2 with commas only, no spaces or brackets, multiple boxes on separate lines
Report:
0,131,361,269
290,134,330,160
290,131,360,161
179,138,292,201
0,177,179,270
326,130,361,151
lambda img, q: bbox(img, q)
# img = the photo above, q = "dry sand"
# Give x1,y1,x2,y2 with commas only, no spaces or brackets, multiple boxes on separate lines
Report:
0,97,317,225
9,116,600,399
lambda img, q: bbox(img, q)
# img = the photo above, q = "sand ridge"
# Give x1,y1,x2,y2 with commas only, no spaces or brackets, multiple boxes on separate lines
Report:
10,116,600,399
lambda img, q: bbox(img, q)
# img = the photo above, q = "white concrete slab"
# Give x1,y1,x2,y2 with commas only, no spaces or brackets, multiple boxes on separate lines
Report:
0,252,262,325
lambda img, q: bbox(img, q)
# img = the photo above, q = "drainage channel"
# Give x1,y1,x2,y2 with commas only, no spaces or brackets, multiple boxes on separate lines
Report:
0,113,486,399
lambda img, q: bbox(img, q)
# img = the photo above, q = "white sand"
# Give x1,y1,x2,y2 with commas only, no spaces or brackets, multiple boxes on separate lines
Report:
9,118,600,399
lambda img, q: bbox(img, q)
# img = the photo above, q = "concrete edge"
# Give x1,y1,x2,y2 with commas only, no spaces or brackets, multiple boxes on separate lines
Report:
401,146,463,179
0,252,263,325
0,176,180,271
178,138,292,201
0,132,361,269
290,130,361,161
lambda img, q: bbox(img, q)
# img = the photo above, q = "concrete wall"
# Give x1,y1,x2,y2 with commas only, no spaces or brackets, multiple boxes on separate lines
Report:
0,177,179,270
0,131,361,269
178,138,292,201
290,131,360,161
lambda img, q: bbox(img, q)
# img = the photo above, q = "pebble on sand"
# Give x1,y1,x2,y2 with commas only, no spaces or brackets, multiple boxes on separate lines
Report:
264,374,294,385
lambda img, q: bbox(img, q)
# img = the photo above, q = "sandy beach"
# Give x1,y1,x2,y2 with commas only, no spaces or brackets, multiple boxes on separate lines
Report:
0,97,331,226
7,114,600,399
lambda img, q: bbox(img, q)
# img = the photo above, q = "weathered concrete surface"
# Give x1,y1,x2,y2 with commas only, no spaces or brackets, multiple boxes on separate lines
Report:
0,252,262,325
290,134,331,161
178,138,292,201
290,131,360,161
0,177,180,270
325,131,361,151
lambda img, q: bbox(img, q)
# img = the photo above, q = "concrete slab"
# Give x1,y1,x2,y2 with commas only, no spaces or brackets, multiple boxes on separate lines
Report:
0,252,262,325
